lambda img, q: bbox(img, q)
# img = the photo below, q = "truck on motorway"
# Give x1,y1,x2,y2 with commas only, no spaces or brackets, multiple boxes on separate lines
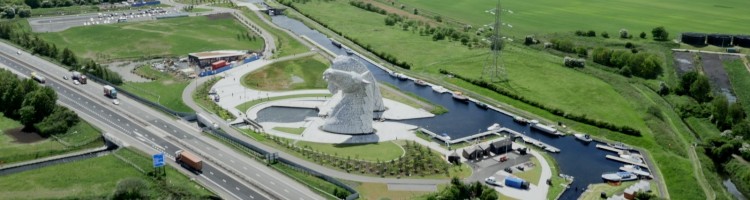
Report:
197,113,219,130
31,72,46,84
176,150,203,173
103,85,117,98
71,71,87,84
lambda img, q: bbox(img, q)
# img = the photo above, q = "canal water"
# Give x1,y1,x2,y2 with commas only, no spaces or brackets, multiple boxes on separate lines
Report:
269,16,634,199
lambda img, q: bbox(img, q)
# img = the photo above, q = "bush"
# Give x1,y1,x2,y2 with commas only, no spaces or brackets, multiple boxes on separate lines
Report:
110,178,148,200
619,29,629,39
651,26,669,41
601,32,609,38
587,30,596,37
640,32,647,39
563,56,585,68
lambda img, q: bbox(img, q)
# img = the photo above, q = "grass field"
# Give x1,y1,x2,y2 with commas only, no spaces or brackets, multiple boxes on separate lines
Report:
272,163,349,199
0,113,104,164
121,66,193,113
273,126,305,135
288,0,646,131
356,182,431,200
512,157,541,185
39,15,263,61
397,0,750,37
723,59,750,115
240,8,310,58
295,141,404,161
242,55,329,90
194,77,235,120
0,148,213,199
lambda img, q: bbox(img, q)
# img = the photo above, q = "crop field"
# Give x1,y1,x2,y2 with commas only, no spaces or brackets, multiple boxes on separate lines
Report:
39,15,263,61
397,0,750,37
290,0,646,131
242,55,329,91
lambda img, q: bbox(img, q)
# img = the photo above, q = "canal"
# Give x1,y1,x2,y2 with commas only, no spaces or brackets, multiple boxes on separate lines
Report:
269,15,637,199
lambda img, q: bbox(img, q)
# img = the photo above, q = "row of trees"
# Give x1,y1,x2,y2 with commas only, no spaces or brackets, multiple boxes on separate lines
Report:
0,22,122,84
0,5,31,18
439,69,642,136
576,27,666,41
0,69,80,136
591,48,662,79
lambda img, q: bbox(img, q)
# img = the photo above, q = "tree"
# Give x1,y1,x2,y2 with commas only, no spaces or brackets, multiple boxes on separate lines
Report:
601,32,609,38
635,192,657,200
25,0,41,8
729,102,745,124
19,87,57,127
640,31,647,39
679,71,699,94
712,95,729,128
17,8,31,18
690,75,711,102
651,26,669,41
733,120,750,139
586,30,596,37
35,106,79,136
413,8,418,15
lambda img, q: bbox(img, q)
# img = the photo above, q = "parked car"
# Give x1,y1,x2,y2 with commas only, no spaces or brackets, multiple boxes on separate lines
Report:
63,76,68,80
112,99,120,105
485,177,500,186
16,50,21,55
73,80,80,85
499,156,508,162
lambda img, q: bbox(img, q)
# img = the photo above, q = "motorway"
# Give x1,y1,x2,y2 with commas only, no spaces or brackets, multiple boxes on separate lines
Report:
0,43,322,200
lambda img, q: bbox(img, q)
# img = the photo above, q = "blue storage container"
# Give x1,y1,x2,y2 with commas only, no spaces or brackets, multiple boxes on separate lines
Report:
505,177,526,189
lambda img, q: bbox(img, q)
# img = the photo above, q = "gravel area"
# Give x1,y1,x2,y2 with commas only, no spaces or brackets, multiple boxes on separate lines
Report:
700,53,738,102
673,51,696,75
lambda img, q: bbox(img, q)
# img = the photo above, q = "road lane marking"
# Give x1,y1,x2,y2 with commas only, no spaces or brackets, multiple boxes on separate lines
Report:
222,179,226,183
284,189,289,193
236,187,240,191
255,173,260,177
270,181,275,185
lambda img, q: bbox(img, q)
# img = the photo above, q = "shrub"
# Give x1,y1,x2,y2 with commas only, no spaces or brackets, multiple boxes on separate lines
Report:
601,32,609,38
640,32,647,39
619,29,629,39
587,30,596,37
563,56,585,68
651,26,669,41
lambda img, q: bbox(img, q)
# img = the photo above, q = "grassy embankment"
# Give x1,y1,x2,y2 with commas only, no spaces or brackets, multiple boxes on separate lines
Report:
279,0,715,198
121,65,193,113
240,7,310,58
242,54,329,90
398,0,750,37
579,182,637,200
0,148,213,199
272,127,306,135
0,114,104,165
193,77,234,120
39,15,263,61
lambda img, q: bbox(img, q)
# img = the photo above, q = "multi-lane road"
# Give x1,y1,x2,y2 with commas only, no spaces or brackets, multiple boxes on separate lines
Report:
0,42,322,200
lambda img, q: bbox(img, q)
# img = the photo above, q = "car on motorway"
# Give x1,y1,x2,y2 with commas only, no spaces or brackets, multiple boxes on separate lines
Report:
73,80,80,85
16,50,21,55
63,76,68,80
112,99,120,105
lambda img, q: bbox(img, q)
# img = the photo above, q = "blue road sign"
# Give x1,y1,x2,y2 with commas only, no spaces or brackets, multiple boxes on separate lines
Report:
153,153,165,167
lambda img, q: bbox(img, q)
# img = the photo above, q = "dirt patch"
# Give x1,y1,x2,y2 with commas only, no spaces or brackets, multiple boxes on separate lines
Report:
205,13,233,20
673,51,696,75
700,53,738,102
4,127,46,143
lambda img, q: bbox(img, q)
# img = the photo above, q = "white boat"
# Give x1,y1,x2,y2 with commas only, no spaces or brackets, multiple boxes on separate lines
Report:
619,153,643,164
513,116,528,124
609,142,633,151
529,119,539,124
619,165,652,178
602,171,638,182
452,91,469,102
432,85,448,93
414,79,428,86
388,71,397,77
487,123,501,131
396,73,408,80
574,134,592,142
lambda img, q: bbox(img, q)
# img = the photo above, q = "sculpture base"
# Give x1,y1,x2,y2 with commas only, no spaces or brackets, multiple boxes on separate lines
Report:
318,126,376,135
